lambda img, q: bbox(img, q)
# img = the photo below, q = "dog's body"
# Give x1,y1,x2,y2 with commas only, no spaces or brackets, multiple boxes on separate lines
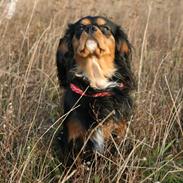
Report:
56,16,135,164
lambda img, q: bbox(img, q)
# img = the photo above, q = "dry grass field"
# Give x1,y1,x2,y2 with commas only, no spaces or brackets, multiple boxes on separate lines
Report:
0,0,183,182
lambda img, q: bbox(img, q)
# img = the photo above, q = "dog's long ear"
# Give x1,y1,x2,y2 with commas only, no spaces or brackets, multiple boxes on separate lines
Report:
56,25,74,88
114,26,136,90
115,26,131,61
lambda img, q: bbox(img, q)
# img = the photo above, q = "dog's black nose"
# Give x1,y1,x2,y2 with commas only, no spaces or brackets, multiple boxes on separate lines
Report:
85,25,97,34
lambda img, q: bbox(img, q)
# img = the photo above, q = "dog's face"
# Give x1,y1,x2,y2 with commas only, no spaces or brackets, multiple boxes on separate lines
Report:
72,17,117,89
57,16,132,89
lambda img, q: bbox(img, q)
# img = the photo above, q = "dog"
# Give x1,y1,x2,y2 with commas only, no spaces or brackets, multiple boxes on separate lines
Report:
56,16,135,165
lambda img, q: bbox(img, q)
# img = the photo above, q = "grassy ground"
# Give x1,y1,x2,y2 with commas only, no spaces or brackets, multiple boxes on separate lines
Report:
0,0,183,182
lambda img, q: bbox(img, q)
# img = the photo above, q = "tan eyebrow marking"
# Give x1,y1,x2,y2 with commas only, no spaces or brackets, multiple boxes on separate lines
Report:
96,18,106,25
81,18,91,25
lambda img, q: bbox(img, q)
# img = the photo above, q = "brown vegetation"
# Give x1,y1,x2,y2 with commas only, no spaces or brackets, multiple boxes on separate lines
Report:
0,0,182,182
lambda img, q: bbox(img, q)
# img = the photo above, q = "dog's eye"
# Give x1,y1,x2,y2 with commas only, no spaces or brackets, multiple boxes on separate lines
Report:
78,25,84,31
100,26,111,36
75,25,85,38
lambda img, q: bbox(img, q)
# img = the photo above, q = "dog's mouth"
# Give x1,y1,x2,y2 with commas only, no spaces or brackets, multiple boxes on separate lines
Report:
78,38,106,58
85,39,98,53
75,32,106,58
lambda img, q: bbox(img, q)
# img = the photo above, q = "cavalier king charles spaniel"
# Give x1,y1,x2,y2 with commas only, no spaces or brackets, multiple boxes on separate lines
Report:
56,16,135,165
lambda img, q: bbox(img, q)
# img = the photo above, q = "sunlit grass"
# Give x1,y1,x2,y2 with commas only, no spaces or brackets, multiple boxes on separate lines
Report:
0,0,182,182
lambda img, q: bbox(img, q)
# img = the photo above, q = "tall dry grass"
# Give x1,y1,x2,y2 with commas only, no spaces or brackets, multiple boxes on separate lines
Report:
0,0,183,182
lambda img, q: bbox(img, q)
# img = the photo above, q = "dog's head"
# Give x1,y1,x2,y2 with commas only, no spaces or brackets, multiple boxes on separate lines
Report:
57,16,134,90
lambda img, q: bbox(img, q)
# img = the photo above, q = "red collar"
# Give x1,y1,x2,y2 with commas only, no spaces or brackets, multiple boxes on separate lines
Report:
70,83,124,97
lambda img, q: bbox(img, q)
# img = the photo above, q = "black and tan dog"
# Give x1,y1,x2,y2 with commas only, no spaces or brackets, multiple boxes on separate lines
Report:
56,16,135,165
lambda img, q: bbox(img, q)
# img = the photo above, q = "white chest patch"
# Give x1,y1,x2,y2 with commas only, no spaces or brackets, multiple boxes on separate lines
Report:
86,57,117,89
91,128,104,153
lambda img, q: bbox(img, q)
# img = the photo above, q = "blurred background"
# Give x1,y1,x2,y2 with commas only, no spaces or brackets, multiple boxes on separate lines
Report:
0,0,183,182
